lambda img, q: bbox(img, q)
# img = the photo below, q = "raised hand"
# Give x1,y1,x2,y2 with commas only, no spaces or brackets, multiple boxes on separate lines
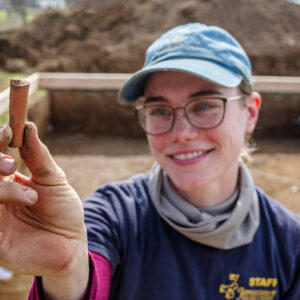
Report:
0,123,89,299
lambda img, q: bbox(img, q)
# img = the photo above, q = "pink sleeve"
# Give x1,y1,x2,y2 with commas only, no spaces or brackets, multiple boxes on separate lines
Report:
27,251,113,300
88,251,113,299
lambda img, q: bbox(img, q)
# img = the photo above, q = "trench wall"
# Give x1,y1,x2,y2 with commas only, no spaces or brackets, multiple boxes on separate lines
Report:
43,90,300,138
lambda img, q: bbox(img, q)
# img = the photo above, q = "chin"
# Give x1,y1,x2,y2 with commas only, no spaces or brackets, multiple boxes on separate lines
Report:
169,174,209,192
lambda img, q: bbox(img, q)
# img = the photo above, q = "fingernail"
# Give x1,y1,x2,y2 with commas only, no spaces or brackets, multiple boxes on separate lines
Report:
0,125,12,145
1,124,10,135
24,188,37,203
3,156,15,172
0,124,7,131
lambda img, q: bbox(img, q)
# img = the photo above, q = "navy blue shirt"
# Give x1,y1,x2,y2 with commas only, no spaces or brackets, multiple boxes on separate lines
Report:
83,172,300,299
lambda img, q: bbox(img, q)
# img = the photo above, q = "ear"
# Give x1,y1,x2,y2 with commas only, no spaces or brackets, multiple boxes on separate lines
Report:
245,92,261,134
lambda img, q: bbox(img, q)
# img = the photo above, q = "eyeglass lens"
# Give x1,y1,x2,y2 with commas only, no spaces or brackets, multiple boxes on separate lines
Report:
137,98,226,135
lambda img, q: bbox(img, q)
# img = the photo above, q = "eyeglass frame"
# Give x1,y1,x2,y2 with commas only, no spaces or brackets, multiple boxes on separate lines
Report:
135,95,244,135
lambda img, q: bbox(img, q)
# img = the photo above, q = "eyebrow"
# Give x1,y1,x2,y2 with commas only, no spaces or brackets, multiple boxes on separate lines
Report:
144,89,222,104
144,96,166,104
189,89,222,98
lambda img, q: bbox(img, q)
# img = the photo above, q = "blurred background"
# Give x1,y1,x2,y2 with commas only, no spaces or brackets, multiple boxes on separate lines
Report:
0,0,300,298
0,0,300,75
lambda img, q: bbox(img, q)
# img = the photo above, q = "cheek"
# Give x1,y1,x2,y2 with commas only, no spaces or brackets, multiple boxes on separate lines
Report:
147,135,166,157
212,111,248,152
225,105,249,135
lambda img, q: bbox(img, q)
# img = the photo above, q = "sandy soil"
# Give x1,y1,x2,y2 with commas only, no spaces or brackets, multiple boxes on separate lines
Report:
43,134,300,214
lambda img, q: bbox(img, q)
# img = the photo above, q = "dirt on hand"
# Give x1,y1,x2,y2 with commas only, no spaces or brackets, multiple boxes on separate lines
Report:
1,0,300,76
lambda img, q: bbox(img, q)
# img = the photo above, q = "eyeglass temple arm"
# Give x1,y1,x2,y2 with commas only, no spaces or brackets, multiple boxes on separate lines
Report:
226,95,243,102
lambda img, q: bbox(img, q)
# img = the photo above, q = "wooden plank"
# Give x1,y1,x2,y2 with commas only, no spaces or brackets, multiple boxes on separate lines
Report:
1,73,300,117
39,73,300,93
253,76,300,93
0,88,10,117
39,73,130,90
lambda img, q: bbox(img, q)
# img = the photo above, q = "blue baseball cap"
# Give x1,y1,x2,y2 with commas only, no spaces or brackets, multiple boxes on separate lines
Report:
118,23,252,102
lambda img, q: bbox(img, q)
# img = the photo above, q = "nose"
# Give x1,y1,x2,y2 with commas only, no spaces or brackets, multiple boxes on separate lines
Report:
170,109,199,142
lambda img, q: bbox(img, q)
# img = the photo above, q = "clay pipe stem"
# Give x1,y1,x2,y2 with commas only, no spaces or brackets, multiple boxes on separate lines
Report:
9,79,30,148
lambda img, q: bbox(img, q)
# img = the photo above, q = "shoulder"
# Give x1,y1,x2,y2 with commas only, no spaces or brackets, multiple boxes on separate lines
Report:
257,188,300,224
256,187,300,243
84,171,150,203
83,171,154,222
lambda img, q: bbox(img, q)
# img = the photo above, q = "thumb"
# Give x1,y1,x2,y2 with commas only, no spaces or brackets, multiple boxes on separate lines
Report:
19,122,67,186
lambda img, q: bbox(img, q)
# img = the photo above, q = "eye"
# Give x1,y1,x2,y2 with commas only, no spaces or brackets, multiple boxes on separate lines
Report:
191,101,216,112
147,106,172,116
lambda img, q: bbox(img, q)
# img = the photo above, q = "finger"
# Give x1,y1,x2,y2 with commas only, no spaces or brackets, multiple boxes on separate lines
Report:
0,153,17,176
19,122,67,186
0,125,13,152
0,181,37,205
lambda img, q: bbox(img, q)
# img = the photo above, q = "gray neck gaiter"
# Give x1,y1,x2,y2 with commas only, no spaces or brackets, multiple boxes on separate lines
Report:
148,160,260,249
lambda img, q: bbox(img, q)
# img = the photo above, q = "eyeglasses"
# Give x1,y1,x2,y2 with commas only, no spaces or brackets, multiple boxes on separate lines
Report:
135,95,243,135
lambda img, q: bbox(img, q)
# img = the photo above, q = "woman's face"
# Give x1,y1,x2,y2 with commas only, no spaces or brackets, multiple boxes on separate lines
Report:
144,71,260,194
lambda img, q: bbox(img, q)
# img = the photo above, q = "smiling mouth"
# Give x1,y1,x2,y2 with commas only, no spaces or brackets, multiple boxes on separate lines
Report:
173,151,206,160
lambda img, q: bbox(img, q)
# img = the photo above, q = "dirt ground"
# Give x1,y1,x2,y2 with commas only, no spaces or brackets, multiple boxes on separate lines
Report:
1,0,300,76
42,134,300,214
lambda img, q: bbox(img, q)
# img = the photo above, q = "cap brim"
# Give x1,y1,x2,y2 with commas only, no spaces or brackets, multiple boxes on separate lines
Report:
118,59,243,102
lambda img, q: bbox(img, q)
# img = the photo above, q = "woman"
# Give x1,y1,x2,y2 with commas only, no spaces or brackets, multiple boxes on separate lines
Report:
0,23,299,299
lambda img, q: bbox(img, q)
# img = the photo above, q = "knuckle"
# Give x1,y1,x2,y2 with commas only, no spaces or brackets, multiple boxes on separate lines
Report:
32,165,67,185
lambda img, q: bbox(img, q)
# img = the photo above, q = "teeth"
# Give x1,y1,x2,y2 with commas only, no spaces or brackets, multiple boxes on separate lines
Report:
174,151,204,160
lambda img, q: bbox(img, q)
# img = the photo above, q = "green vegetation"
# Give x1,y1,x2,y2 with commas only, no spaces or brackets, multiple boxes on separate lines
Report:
26,10,40,23
0,9,41,33
0,111,9,126
0,10,7,20
0,9,40,22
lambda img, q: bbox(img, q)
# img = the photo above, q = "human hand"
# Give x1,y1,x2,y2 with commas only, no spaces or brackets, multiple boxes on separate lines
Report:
0,123,88,281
